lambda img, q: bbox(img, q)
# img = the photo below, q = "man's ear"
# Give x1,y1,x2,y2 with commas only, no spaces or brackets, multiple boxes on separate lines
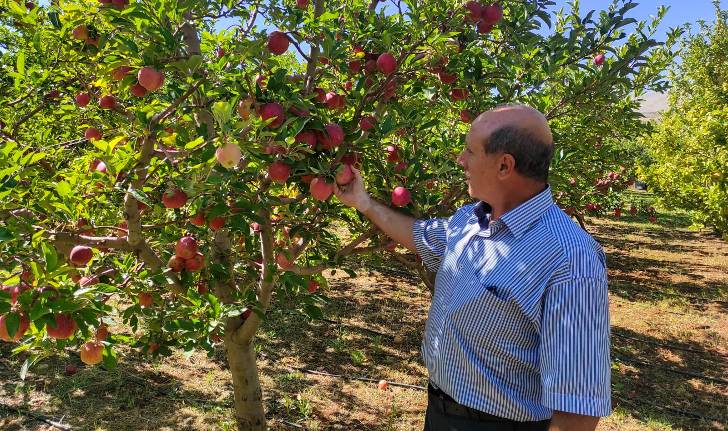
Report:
498,153,516,178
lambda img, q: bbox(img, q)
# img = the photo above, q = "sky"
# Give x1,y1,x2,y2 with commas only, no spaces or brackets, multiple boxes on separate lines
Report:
547,0,725,41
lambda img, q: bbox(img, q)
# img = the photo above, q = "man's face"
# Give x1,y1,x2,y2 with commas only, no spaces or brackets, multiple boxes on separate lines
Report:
457,117,500,202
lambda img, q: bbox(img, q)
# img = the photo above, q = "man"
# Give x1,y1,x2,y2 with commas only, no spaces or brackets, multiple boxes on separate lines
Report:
335,104,611,431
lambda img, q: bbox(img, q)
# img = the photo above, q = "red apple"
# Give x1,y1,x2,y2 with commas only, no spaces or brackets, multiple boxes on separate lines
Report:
237,97,253,120
477,20,494,33
72,25,88,41
318,123,344,150
175,236,198,259
391,186,412,207
629,206,638,216
256,74,267,88
325,92,345,110
268,161,291,183
378,380,389,390
208,216,226,231
376,53,397,75
296,0,309,8
168,255,184,272
91,160,107,173
162,189,188,209
138,292,153,307
313,87,327,103
85,127,102,141
386,145,400,163
460,110,474,123
216,47,225,58
276,253,293,269
250,222,262,233
95,324,108,341
481,3,503,24
450,88,468,101
75,92,91,107
137,67,165,92
342,152,361,167
264,143,287,154
295,130,318,148
360,115,376,131
215,142,242,168
197,282,208,295
349,60,362,73
438,71,457,84
46,314,77,340
307,280,319,293
267,31,290,55
190,212,206,226
69,245,93,266
111,66,132,81
310,177,334,201
185,252,205,271
80,341,104,365
593,53,605,66
464,1,482,21
259,102,285,128
99,95,116,110
0,313,30,342
130,83,148,97
336,164,355,185
111,0,129,9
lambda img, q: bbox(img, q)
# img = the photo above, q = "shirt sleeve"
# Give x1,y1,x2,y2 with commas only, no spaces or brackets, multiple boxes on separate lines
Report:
540,250,612,417
412,217,448,273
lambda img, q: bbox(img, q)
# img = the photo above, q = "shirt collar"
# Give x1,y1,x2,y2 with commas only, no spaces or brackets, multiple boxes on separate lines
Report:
472,185,554,239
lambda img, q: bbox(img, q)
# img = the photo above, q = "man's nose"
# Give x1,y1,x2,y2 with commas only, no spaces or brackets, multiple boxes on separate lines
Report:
457,151,466,167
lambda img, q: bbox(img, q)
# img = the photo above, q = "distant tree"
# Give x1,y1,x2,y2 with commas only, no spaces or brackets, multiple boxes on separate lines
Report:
639,2,728,236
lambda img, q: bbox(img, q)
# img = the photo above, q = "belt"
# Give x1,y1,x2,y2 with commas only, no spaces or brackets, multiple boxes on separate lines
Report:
427,382,551,429
428,382,507,422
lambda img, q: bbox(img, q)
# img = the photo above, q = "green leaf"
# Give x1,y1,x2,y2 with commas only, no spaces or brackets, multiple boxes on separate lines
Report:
103,346,118,370
127,187,152,206
16,51,25,75
318,11,339,22
42,242,58,272
56,181,71,198
0,227,13,241
4,312,21,338
184,137,205,150
48,10,62,29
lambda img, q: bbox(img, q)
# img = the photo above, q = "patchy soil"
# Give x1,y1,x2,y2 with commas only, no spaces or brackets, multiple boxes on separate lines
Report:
2,199,727,431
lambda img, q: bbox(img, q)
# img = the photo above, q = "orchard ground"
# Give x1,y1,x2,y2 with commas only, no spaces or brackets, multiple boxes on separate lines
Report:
1,192,727,431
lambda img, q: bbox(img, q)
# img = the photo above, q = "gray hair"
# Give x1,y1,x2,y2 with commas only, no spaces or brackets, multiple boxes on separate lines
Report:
484,125,554,182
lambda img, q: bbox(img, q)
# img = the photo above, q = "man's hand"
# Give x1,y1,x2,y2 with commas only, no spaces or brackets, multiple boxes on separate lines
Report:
333,167,372,212
333,166,417,252
549,411,599,431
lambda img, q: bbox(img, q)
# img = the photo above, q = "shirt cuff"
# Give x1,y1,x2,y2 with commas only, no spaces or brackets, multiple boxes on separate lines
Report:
542,390,612,417
412,219,442,273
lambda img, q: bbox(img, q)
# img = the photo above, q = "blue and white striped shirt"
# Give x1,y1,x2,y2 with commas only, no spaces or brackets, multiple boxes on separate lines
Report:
413,186,611,421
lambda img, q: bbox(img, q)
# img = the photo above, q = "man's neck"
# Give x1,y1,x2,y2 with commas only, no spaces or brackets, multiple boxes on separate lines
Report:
489,183,547,220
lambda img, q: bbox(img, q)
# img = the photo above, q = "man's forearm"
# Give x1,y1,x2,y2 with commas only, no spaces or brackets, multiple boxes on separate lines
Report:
549,411,599,431
360,199,417,252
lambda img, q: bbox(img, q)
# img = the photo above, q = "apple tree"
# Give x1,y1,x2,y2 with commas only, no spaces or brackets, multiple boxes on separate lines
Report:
1,0,674,429
638,5,728,236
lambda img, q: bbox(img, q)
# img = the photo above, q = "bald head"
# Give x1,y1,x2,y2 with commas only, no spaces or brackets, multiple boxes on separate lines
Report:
480,104,553,146
469,104,554,182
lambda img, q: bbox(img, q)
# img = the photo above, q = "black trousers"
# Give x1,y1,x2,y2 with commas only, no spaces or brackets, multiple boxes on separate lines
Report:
424,384,551,431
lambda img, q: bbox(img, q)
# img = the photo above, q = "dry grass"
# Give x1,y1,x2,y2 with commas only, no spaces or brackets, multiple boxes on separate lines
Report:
1,201,727,431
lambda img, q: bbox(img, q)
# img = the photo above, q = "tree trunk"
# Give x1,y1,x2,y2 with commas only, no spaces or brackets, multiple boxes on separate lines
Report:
227,338,266,431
